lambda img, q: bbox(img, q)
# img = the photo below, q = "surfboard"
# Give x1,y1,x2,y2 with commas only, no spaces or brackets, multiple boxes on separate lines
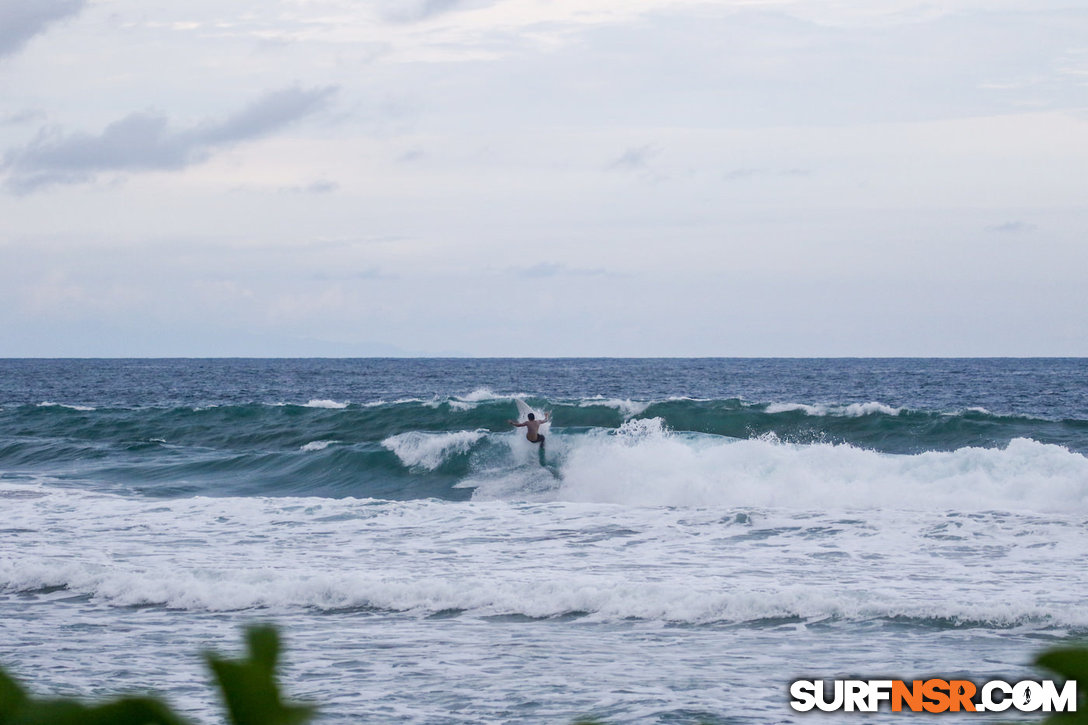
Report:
514,397,549,440
514,398,539,423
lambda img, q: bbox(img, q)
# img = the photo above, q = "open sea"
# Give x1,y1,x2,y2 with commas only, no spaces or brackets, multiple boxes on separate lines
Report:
1,358,1087,723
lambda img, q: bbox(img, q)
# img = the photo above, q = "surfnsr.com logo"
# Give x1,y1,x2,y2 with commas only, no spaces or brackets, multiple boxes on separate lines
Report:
789,678,1077,713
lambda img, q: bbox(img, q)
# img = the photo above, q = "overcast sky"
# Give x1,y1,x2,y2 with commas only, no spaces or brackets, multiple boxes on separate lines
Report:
1,0,1086,356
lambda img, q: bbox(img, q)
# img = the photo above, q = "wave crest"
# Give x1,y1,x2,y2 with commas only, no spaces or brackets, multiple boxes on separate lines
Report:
765,401,901,417
382,430,487,470
552,434,1088,512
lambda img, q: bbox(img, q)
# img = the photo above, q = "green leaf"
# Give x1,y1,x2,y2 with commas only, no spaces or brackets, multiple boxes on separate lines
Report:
1036,646,1088,724
0,666,186,725
1036,646,1088,686
10,697,187,725
206,625,315,725
0,669,30,722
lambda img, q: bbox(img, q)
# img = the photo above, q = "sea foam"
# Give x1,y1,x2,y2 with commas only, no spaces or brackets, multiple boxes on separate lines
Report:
382,430,487,470
578,397,651,418
302,399,348,409
36,401,96,411
764,401,901,416
546,421,1088,513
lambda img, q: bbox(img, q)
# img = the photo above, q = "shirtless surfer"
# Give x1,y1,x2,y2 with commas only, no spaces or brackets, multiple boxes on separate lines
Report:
508,411,550,446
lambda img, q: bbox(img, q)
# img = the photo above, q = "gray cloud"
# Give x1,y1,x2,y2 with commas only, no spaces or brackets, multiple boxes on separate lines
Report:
0,0,84,59
724,167,762,181
312,267,395,281
282,179,340,195
379,0,492,23
3,86,337,193
1,108,45,125
398,148,426,163
724,167,813,181
607,145,658,172
516,263,608,279
988,221,1038,233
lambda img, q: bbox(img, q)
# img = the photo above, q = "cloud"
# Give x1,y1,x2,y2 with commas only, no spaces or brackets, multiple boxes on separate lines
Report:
0,0,84,59
516,263,607,279
724,167,762,181
283,179,340,194
724,167,813,181
2,86,337,193
1,109,46,125
988,221,1038,233
607,144,659,172
379,0,493,23
312,267,395,281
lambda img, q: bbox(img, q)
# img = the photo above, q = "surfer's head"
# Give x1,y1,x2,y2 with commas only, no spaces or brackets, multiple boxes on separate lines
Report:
527,413,535,420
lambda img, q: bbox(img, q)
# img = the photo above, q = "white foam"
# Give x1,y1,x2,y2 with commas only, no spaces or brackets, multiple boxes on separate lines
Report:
614,416,669,440
1,495,1084,628
764,402,820,415
550,426,1088,513
363,397,428,407
578,396,651,418
37,401,96,411
382,430,487,470
3,557,1071,625
458,387,508,403
841,401,900,416
302,399,348,409
300,440,336,452
765,401,900,416
447,388,525,411
4,481,1084,725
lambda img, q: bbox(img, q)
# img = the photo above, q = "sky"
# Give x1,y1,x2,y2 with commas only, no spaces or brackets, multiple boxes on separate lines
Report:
1,0,1086,356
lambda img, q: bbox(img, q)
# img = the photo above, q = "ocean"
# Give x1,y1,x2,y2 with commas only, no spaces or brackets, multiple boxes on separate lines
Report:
1,358,1086,723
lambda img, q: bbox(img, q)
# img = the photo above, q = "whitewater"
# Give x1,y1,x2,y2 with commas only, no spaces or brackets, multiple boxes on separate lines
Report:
1,358,1086,723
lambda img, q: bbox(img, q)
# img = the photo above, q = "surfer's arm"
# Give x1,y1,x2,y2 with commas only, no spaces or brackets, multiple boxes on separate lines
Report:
543,412,551,422
508,419,527,427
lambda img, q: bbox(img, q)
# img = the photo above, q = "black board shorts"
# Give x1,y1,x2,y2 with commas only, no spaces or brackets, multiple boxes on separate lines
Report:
532,435,545,445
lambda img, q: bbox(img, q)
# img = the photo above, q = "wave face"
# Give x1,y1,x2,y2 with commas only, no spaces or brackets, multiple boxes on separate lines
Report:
1,358,1087,507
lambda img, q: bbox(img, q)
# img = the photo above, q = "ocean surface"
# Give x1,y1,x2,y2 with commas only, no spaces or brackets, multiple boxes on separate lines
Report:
1,358,1087,723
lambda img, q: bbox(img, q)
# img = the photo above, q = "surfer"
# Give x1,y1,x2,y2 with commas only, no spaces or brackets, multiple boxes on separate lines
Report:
508,411,550,446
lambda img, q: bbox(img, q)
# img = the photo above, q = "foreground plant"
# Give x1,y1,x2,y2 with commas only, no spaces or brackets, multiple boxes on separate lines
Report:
0,625,313,725
1036,645,1088,723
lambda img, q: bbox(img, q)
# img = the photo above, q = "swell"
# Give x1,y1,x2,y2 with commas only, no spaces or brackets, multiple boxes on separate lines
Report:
2,397,1086,501
3,397,1085,450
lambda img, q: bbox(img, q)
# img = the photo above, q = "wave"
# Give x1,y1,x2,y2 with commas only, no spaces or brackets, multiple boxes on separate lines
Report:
301,399,348,409
37,401,96,412
764,401,901,417
452,420,1088,513
547,425,1088,512
300,440,336,452
2,555,1081,628
577,397,651,418
2,395,1087,506
382,430,487,471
